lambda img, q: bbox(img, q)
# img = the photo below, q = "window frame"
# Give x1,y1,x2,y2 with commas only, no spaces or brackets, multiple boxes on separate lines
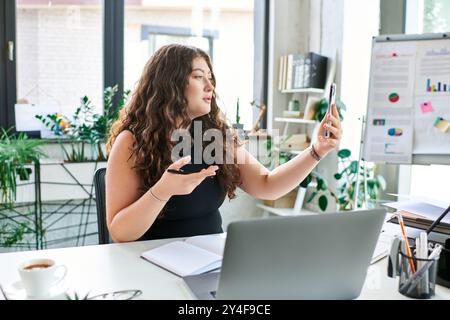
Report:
140,25,217,58
0,0,16,130
1,0,268,131
104,0,125,114
253,0,270,129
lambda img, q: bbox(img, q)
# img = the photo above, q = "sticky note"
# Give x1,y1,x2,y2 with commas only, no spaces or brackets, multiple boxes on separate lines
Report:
434,117,450,133
420,101,433,113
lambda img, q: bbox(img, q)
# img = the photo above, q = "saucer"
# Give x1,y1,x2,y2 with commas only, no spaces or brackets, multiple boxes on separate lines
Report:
3,279,69,300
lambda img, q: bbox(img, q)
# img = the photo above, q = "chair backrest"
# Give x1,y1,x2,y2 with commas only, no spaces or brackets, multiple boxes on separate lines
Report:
93,168,110,244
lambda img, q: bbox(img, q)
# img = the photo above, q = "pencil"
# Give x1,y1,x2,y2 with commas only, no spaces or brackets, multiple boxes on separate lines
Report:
397,213,416,273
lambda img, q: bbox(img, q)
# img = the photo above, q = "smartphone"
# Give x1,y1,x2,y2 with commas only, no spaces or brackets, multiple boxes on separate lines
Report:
325,83,336,139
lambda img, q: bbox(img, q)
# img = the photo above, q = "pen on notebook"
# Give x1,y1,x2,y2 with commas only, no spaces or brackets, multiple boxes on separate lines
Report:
396,213,416,273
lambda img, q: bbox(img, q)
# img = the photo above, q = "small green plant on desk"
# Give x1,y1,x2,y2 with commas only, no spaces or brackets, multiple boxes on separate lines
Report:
36,85,130,162
334,148,386,210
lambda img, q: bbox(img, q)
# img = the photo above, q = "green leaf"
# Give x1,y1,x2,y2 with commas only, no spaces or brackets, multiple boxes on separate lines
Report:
314,98,329,122
306,191,317,203
338,195,347,204
334,173,342,180
376,175,386,190
337,149,351,158
318,195,328,212
300,174,312,188
349,161,358,174
316,177,328,191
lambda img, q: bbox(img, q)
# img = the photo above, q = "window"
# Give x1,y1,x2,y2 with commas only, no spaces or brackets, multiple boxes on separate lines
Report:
1,1,265,133
141,25,215,57
124,0,255,129
403,0,450,201
423,0,450,33
16,0,104,119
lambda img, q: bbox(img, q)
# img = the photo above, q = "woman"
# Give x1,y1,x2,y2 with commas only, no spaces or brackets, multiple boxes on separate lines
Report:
106,44,342,242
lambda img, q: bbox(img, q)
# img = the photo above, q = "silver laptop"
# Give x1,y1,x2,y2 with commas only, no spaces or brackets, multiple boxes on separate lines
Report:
183,209,386,300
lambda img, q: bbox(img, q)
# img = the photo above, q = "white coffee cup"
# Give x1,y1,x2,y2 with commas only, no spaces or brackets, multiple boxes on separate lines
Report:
18,258,67,298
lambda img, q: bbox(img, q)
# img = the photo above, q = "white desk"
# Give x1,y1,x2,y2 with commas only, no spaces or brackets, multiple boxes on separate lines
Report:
0,237,449,300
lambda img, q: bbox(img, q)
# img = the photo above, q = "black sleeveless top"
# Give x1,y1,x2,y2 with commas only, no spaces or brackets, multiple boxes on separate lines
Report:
139,162,227,240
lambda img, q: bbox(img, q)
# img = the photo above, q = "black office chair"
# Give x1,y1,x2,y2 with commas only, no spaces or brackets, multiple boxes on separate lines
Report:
93,167,111,244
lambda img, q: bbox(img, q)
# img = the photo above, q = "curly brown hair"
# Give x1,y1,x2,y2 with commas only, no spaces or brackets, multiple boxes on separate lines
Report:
107,44,242,199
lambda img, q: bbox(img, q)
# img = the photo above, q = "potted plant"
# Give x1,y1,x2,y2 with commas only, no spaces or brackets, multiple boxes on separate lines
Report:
36,85,130,162
0,128,44,248
0,128,45,206
334,148,386,210
261,146,337,212
300,171,339,212
232,98,244,130
34,85,130,203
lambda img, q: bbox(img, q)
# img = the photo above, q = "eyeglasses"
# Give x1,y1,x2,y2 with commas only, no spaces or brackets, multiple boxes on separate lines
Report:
88,289,142,300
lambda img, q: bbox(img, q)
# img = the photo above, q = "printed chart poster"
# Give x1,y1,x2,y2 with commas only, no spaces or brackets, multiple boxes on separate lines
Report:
365,41,416,163
413,96,450,154
413,40,450,154
368,41,417,109
365,108,414,164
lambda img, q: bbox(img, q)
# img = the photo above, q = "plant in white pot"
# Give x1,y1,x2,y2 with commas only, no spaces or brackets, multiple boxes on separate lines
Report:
36,85,130,162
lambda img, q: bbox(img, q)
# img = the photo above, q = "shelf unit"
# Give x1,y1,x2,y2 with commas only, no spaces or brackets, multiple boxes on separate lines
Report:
275,86,323,140
269,87,325,216
274,117,316,124
266,52,337,217
281,88,324,94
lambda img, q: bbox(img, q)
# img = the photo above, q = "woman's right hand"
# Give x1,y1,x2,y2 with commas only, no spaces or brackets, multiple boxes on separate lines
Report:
151,155,218,201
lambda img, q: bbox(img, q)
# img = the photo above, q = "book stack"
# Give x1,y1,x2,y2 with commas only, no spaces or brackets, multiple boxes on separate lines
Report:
278,52,328,91
384,199,450,235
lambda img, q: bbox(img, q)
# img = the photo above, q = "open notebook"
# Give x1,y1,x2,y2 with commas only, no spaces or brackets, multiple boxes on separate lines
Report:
141,233,226,277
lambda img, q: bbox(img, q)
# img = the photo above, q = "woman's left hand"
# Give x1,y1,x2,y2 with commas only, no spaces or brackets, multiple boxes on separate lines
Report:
314,103,343,158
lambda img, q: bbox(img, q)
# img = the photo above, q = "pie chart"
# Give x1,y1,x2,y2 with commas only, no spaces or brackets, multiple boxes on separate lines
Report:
388,128,403,136
388,93,399,103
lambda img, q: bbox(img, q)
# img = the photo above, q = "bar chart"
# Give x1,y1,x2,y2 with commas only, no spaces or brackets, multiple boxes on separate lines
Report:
426,78,450,92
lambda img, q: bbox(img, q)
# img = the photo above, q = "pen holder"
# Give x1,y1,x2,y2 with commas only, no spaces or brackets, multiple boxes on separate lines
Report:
436,245,450,288
398,249,439,299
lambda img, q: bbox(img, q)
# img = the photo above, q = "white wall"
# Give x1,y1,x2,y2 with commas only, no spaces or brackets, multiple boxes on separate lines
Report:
340,0,380,157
